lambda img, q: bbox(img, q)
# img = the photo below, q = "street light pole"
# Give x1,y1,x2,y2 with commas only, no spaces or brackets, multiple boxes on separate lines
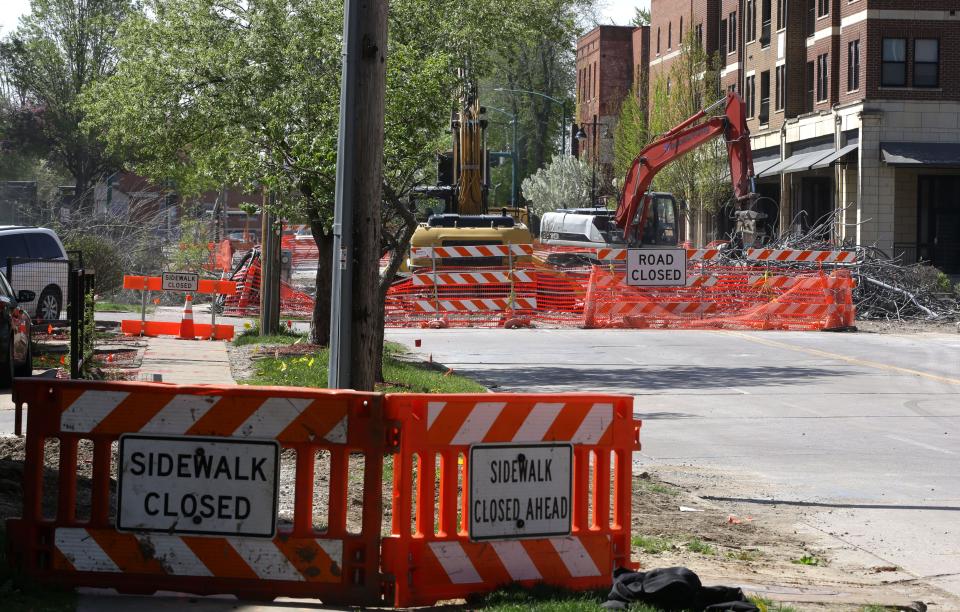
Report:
493,87,568,156
488,107,518,206
575,117,603,207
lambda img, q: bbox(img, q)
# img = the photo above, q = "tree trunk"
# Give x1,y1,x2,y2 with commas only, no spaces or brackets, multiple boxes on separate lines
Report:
309,217,333,346
347,0,388,391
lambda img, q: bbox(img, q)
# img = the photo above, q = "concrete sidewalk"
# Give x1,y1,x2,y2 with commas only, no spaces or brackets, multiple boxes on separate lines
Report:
139,337,235,384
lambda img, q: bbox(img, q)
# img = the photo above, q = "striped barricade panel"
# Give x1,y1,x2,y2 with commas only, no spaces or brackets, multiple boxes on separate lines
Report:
381,394,639,607
745,248,858,264
411,297,537,313
593,248,722,262
411,244,534,259
7,379,385,605
411,269,535,286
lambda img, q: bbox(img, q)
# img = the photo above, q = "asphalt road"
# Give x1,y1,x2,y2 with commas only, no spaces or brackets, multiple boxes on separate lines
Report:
386,327,960,599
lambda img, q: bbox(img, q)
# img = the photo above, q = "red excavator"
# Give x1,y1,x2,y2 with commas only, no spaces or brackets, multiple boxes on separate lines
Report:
614,91,759,245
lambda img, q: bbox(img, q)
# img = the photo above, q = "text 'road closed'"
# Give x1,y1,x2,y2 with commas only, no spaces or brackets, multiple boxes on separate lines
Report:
626,248,687,287
117,434,279,537
469,443,572,541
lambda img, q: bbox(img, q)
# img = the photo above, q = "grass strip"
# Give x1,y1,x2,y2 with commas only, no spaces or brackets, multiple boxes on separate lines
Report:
244,339,486,393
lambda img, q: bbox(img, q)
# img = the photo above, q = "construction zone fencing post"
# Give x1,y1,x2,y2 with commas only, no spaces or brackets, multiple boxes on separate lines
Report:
381,393,640,607
8,379,387,605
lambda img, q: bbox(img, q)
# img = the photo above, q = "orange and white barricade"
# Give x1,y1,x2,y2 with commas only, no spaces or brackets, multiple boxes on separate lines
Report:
7,379,386,605
381,393,640,607
122,274,237,340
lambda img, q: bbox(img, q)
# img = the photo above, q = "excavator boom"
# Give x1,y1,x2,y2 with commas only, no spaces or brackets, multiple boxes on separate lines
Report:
614,92,756,239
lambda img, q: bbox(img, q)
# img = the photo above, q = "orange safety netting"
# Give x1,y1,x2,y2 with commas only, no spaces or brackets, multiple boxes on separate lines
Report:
385,262,855,331
221,249,316,317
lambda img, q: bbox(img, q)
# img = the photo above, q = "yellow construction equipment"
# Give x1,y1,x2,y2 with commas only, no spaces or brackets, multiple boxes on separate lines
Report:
409,74,532,268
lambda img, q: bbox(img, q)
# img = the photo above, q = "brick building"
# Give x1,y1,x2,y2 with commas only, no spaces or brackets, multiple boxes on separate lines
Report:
649,0,960,271
575,25,649,194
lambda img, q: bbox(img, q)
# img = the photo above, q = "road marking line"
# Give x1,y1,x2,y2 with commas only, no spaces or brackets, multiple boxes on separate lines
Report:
886,435,955,455
718,331,960,386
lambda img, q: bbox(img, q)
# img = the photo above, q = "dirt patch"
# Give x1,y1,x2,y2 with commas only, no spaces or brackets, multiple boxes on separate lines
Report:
855,318,959,334
226,343,260,382
632,465,956,610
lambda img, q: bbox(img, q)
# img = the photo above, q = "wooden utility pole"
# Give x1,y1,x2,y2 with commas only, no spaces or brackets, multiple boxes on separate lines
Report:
329,0,388,390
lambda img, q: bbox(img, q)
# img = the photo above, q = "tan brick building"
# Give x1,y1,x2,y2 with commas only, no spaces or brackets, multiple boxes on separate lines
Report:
649,0,960,271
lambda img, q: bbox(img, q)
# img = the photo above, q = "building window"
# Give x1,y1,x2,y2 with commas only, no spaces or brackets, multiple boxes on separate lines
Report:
761,0,771,46
719,19,728,57
881,38,906,86
847,40,860,91
696,23,703,47
728,12,737,52
914,39,939,88
806,61,814,111
806,0,815,37
745,75,756,118
657,27,661,54
666,77,671,95
760,71,770,124
777,0,787,30
594,61,598,98
746,0,756,42
775,64,786,110
728,83,737,94
680,16,683,42
817,0,829,17
668,21,672,48
816,53,828,101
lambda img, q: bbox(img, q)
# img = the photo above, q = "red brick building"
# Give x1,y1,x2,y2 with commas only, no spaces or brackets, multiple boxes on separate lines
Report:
647,0,960,269
575,25,649,191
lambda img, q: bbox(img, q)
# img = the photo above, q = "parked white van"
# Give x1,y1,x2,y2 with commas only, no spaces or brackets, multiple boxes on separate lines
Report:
0,226,70,320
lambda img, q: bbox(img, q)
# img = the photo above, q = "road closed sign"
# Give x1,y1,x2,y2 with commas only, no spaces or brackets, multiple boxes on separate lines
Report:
469,443,572,541
161,271,200,292
626,248,687,286
117,434,279,537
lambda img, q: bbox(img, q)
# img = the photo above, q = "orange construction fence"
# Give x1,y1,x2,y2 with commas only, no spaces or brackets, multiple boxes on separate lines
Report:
386,245,857,331
8,379,640,608
221,249,315,318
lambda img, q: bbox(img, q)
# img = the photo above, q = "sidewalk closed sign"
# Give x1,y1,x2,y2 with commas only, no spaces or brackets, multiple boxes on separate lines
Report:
117,434,279,537
469,443,572,541
161,272,200,292
626,248,687,286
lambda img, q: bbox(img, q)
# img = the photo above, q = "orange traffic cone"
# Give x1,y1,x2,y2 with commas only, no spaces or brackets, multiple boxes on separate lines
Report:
179,294,196,340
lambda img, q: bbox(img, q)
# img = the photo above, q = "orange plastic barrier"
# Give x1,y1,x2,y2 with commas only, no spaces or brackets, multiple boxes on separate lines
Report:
123,275,237,294
381,393,640,607
8,379,386,605
120,319,235,340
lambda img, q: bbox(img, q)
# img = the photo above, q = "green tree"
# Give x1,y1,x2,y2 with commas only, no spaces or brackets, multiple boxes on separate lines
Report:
0,0,133,206
646,31,729,245
484,0,595,204
631,7,651,27
520,155,591,216
613,86,648,186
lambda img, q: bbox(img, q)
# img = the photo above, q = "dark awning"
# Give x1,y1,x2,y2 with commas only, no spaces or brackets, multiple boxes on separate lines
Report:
881,142,960,167
780,149,836,174
811,143,858,169
753,158,781,178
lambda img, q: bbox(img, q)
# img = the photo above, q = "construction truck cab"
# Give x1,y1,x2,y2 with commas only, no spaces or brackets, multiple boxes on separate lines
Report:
540,193,679,249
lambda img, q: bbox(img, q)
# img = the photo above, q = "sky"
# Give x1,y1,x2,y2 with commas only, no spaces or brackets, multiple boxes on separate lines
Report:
0,0,654,37
599,0,650,26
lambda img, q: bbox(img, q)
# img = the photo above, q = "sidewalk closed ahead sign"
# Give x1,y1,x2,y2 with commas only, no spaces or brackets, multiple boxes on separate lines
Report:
117,434,279,537
469,443,572,541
